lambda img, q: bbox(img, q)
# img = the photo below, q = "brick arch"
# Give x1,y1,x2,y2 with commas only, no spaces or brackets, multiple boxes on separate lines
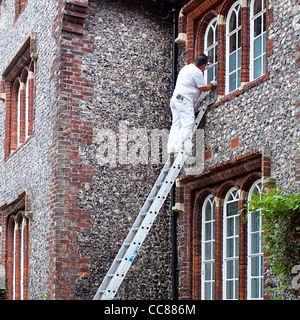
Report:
28,59,35,73
20,67,29,83
240,172,261,192
12,77,21,93
220,0,241,17
216,179,240,199
195,10,219,55
15,210,25,225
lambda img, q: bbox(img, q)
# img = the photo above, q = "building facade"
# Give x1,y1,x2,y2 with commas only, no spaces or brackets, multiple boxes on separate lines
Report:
0,0,299,300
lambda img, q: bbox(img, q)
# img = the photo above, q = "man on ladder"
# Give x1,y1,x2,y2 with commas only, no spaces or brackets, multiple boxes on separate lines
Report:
167,53,217,156
93,54,217,300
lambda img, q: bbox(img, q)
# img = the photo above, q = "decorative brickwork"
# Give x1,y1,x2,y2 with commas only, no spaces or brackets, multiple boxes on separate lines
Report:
1,33,36,159
177,150,265,300
47,0,94,300
0,191,32,300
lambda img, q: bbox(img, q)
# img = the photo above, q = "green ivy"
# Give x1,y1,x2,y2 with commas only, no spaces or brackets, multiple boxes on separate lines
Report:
242,188,300,297
0,287,7,300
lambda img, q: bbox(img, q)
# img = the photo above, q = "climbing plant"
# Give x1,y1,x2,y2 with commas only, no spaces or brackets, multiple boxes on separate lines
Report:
0,287,6,300
243,188,300,297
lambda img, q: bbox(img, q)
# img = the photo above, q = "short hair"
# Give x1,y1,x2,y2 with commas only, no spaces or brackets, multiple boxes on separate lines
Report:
194,54,209,67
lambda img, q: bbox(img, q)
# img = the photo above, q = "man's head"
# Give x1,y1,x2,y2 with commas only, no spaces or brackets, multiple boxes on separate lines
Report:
194,54,209,67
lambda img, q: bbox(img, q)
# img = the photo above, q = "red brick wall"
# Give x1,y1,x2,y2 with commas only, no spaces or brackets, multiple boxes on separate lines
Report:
47,0,95,300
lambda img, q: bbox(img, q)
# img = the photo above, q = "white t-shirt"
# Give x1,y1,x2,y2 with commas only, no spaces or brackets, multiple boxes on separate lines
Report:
173,64,206,103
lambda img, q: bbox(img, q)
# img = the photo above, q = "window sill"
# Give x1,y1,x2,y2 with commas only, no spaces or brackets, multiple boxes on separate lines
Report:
213,73,269,107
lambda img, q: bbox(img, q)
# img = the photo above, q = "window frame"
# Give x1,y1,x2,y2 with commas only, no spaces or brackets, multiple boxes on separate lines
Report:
204,17,218,84
226,1,242,94
204,17,218,102
223,187,240,300
247,179,264,300
250,0,267,81
201,194,216,300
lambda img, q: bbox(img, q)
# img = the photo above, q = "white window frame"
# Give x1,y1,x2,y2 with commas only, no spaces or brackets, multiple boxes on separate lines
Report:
201,195,215,300
13,221,17,300
250,0,266,81
17,84,21,148
226,1,242,94
204,17,218,84
223,187,239,300
247,179,264,300
21,218,25,300
25,76,30,140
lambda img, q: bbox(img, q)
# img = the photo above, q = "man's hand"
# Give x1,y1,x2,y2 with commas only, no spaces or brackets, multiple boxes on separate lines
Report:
210,80,217,88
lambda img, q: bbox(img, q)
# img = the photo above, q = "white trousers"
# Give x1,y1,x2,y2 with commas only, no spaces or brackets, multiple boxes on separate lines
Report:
167,96,195,154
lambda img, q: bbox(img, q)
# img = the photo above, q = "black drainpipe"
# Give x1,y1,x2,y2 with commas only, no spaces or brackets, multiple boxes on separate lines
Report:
171,6,178,301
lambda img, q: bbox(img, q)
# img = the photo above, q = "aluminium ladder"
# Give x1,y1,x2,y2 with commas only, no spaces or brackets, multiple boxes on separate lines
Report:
93,90,214,300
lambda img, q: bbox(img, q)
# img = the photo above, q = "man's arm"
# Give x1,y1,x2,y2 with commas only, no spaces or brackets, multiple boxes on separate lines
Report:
199,82,214,92
199,80,217,92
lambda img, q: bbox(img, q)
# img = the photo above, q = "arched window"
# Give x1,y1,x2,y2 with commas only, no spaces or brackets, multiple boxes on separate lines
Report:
226,1,241,94
204,18,218,84
247,179,264,299
2,34,36,158
8,65,34,154
223,187,239,300
201,195,215,300
250,0,266,80
7,212,29,300
204,18,218,101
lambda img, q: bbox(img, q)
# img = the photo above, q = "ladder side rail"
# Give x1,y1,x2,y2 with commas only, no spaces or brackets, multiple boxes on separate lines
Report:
137,157,172,215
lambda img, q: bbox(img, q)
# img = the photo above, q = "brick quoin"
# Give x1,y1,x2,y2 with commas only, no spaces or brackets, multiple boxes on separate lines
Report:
47,0,95,300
